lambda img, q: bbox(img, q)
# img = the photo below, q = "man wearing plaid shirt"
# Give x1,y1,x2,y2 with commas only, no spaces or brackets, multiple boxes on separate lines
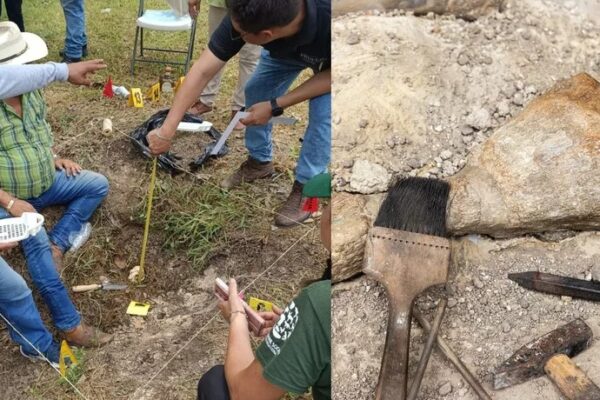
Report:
0,21,112,350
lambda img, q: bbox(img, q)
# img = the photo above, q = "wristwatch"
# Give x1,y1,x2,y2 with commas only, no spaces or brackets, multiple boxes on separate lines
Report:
270,98,284,117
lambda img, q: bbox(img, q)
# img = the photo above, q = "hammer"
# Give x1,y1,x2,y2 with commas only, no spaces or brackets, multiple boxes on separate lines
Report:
494,319,600,400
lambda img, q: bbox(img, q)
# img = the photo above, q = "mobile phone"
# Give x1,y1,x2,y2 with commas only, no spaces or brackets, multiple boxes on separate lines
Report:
215,278,265,336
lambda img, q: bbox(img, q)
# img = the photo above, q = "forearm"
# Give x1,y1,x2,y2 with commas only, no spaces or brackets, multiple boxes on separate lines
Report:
0,189,14,208
277,69,331,109
0,63,68,99
161,49,225,136
224,314,256,392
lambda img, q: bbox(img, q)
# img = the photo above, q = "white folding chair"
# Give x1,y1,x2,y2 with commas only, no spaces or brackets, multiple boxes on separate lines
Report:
130,0,198,75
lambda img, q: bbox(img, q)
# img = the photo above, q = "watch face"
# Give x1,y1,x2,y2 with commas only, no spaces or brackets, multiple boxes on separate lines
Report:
271,99,284,116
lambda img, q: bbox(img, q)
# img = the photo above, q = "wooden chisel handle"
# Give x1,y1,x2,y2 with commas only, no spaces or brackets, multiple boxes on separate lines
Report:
72,284,102,293
545,354,600,400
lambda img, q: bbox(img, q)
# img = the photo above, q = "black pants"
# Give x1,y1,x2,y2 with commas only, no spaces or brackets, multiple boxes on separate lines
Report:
197,365,231,400
0,0,24,32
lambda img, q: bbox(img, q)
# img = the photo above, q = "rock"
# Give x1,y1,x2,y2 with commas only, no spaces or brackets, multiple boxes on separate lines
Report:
332,193,370,282
465,107,491,130
512,92,525,106
473,277,484,289
496,99,511,117
438,381,453,396
332,0,504,18
358,118,369,128
519,298,529,309
457,52,470,66
440,150,453,160
448,74,600,236
346,32,360,45
448,298,458,308
502,322,511,333
349,160,391,194
593,264,600,282
461,125,474,136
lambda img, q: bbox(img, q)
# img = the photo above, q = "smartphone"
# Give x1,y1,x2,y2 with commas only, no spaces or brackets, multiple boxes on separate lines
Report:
215,278,265,336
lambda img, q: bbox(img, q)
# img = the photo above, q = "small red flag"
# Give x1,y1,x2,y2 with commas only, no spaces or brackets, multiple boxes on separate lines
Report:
103,76,114,98
302,197,319,212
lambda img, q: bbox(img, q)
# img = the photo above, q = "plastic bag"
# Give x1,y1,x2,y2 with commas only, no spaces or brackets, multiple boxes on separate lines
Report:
129,109,228,174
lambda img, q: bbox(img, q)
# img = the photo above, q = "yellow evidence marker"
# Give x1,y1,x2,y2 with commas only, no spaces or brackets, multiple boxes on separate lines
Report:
127,301,151,316
128,88,144,108
249,297,274,312
59,340,79,377
174,76,185,93
146,82,161,102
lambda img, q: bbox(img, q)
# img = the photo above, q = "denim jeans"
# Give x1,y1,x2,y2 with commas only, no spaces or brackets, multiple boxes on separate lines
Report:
197,365,230,400
0,257,54,355
0,170,108,331
244,50,331,184
27,170,109,253
60,0,87,58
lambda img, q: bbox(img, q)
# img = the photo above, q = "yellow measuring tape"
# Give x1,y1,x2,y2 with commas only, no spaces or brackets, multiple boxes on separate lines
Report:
137,157,158,283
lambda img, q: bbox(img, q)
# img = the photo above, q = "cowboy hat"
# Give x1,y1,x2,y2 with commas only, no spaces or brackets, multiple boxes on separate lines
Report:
0,21,48,65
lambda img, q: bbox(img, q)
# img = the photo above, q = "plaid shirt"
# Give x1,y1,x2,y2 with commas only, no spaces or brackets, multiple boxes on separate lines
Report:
0,90,55,199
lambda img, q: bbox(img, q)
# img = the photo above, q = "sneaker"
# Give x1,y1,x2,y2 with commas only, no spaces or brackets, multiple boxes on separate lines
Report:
220,157,274,190
20,341,60,369
274,181,311,227
189,100,213,116
59,44,88,59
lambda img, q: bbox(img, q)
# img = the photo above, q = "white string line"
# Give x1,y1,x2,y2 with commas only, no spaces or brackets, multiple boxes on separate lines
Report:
0,311,90,400
136,224,317,394
113,126,313,228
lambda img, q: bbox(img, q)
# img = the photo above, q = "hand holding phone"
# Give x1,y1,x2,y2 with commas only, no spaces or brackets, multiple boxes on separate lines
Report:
215,278,265,336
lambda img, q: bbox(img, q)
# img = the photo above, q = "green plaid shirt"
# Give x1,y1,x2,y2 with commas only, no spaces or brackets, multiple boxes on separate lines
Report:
0,90,55,199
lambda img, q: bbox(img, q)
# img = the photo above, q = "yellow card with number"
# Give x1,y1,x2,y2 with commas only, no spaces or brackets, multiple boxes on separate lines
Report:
174,76,185,93
59,340,78,377
128,88,144,108
249,297,273,312
147,82,160,102
126,301,151,316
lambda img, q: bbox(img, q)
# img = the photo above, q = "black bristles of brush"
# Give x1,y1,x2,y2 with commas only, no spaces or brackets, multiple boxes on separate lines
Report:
374,177,450,237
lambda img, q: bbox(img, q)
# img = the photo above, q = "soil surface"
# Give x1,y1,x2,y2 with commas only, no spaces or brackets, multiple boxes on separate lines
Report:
332,0,600,399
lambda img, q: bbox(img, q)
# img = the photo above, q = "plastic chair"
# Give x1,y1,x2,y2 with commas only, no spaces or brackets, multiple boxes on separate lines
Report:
130,0,197,75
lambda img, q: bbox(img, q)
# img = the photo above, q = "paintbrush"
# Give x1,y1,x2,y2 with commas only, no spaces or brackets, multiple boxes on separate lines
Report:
363,177,451,400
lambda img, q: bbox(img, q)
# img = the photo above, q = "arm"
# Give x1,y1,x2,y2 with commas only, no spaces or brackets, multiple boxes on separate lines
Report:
147,49,225,154
0,60,107,99
240,69,331,126
0,63,68,99
0,189,35,217
219,279,286,400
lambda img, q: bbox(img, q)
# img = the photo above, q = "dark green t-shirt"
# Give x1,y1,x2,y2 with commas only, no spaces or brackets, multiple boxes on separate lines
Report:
256,280,331,400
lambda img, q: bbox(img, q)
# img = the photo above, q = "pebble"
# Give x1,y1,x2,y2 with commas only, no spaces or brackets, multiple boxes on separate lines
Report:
473,277,484,289
407,158,421,169
554,304,563,312
347,32,360,45
502,322,511,333
447,298,458,308
440,150,453,160
457,52,470,66
334,116,342,125
342,159,354,169
484,30,495,40
513,92,525,106
497,99,511,117
561,295,572,303
592,265,600,281
438,381,453,396
460,125,474,135
359,118,369,128
519,298,530,309
466,107,491,130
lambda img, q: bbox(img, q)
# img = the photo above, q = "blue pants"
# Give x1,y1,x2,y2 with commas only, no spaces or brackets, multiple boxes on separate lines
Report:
197,365,230,400
0,170,109,331
244,50,331,184
60,0,87,58
0,257,54,355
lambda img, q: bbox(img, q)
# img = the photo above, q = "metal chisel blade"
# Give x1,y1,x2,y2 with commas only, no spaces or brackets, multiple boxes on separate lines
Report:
508,271,600,302
101,283,128,291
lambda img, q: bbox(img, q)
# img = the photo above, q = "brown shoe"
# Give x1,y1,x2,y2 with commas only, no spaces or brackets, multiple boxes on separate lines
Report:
64,324,113,348
274,181,311,228
231,110,246,131
220,157,274,189
189,100,212,116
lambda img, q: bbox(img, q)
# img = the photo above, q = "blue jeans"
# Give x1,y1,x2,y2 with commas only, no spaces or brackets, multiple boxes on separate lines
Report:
60,0,87,58
0,257,54,355
0,170,108,331
28,170,109,253
244,50,331,184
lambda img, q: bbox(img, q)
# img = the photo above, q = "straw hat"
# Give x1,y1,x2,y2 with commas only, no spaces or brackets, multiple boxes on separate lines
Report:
0,21,48,65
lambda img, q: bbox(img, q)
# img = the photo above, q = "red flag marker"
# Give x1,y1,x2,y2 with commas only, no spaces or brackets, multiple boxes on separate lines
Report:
302,197,319,212
103,76,114,98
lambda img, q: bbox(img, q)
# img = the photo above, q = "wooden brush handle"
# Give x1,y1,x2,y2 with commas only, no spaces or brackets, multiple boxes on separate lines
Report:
545,354,600,400
73,284,101,293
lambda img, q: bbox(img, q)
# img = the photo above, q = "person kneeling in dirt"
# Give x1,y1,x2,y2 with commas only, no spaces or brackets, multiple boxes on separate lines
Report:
0,22,112,347
197,174,331,400
148,0,331,228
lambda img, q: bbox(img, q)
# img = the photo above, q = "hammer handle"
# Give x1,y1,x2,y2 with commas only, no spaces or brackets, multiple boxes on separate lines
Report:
545,354,600,400
413,308,492,400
